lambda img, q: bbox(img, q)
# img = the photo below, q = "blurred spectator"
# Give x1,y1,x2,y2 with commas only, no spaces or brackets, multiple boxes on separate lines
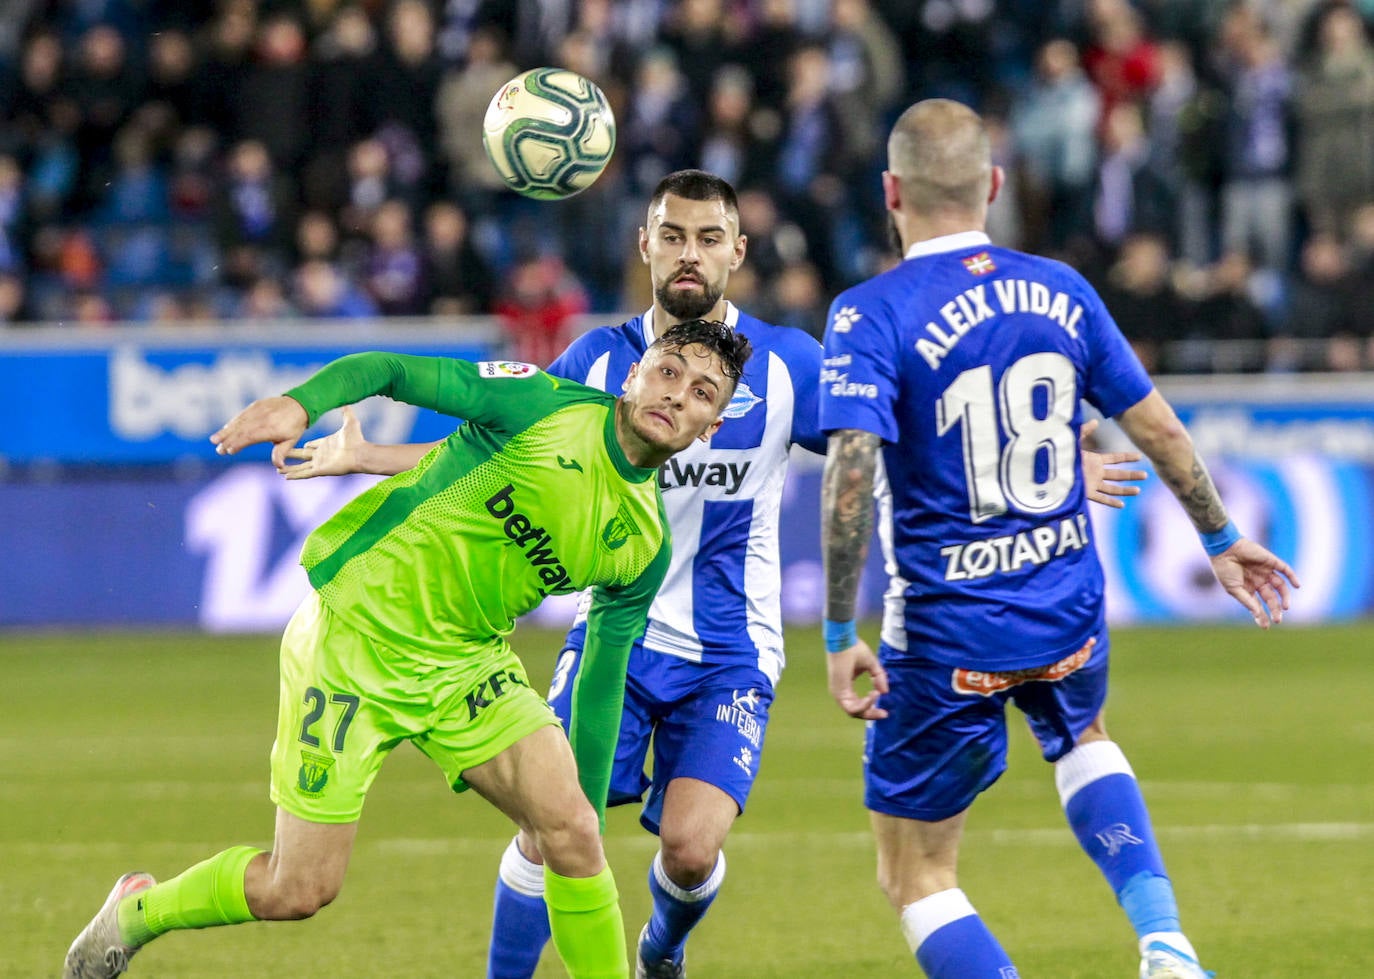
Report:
360,198,426,316
193,2,255,149
143,27,199,129
68,24,143,210
739,0,804,111
234,274,297,322
0,270,34,323
213,140,296,264
1095,231,1186,374
1273,231,1355,370
1171,250,1269,372
495,255,589,366
1218,10,1294,276
660,0,736,105
295,209,343,266
302,4,378,211
1081,0,1161,136
1292,3,1374,238
0,152,28,272
769,259,827,339
696,65,775,192
1093,101,1170,256
236,13,311,172
339,137,400,239
620,47,699,195
293,257,378,318
167,126,218,222
421,200,496,315
435,25,518,204
100,126,169,226
366,0,443,191
1146,39,1222,266
1011,39,1101,255
827,0,907,164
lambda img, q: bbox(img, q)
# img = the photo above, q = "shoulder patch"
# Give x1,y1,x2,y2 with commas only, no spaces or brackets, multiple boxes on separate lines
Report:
476,361,540,378
831,305,862,333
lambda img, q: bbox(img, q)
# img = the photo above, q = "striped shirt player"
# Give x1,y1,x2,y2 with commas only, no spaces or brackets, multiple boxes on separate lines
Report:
549,301,824,825
818,99,1295,979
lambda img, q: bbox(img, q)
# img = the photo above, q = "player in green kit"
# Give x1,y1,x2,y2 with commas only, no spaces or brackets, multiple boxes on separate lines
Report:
62,319,753,979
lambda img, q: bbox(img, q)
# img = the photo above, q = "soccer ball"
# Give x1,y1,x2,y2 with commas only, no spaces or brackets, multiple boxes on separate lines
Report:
481,67,616,201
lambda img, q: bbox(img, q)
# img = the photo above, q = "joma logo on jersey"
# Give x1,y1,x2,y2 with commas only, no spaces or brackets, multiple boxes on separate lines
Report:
600,502,642,551
465,668,529,719
658,458,751,495
485,484,572,593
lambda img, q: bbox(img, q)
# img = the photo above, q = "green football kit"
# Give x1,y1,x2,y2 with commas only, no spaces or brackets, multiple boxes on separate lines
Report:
94,353,665,979
273,352,671,824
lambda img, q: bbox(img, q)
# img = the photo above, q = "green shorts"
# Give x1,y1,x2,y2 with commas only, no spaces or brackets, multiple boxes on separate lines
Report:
270,592,559,823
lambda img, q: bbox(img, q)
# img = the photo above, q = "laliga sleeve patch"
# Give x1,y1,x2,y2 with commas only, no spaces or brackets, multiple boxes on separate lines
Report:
477,361,540,378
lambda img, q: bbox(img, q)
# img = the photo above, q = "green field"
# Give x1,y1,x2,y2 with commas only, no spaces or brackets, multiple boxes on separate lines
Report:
5,622,1372,978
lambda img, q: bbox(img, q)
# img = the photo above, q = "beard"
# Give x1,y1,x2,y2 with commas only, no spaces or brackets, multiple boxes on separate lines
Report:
655,274,723,321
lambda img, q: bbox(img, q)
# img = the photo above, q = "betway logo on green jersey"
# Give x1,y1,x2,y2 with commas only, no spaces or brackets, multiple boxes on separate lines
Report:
485,484,572,594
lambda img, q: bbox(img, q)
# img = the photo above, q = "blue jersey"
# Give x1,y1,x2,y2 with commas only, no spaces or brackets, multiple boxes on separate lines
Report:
819,232,1153,671
551,302,825,683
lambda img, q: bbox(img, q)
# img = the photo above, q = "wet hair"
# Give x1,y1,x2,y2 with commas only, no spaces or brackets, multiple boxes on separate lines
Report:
647,169,740,222
650,318,752,385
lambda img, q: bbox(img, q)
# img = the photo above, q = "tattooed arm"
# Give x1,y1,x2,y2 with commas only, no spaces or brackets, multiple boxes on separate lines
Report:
821,428,889,718
1116,389,1300,628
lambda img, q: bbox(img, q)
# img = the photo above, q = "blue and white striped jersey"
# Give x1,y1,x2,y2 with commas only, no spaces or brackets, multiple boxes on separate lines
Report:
820,232,1154,672
551,301,825,683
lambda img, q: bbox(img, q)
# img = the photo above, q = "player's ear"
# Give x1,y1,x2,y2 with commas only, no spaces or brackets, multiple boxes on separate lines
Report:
731,232,747,270
882,170,901,212
697,416,724,443
623,361,639,392
988,165,1004,206
639,226,650,264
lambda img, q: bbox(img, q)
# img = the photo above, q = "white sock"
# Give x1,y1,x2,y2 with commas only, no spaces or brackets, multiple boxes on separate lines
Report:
899,888,976,955
498,835,545,897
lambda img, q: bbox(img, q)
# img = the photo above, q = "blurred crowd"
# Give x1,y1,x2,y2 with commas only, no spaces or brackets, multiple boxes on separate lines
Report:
3,0,1374,372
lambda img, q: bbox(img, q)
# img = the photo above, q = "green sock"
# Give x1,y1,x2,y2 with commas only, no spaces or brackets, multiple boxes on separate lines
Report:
118,846,262,947
544,864,628,979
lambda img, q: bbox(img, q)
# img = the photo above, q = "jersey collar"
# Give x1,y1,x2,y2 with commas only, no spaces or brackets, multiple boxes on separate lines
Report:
904,231,992,260
640,300,740,347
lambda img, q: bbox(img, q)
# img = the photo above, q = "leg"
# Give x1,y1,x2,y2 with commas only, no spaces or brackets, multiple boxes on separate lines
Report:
864,647,1019,978
871,810,1016,979
1056,713,1209,977
466,725,627,979
486,830,551,979
63,810,355,979
637,777,736,972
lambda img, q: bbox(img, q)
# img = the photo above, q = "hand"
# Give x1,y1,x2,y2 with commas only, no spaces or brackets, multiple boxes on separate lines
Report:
1209,538,1301,629
278,406,369,480
826,638,889,720
210,396,310,469
1080,418,1146,509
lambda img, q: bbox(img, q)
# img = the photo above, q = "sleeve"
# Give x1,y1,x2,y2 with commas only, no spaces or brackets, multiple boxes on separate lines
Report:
284,352,565,432
817,292,902,443
567,535,671,828
1075,277,1155,418
780,330,828,455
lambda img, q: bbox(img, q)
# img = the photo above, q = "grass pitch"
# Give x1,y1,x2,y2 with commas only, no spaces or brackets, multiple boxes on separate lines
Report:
4,622,1372,977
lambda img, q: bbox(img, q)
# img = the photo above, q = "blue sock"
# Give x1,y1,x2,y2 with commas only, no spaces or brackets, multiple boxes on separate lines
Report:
902,889,1018,979
640,850,725,964
487,837,550,979
1056,741,1177,937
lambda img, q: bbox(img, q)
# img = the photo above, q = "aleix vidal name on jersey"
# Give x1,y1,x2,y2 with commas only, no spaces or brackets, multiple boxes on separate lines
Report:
939,513,1091,581
484,484,572,594
915,280,1086,370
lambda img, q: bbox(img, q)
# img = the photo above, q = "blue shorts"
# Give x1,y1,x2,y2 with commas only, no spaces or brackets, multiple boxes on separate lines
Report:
547,640,773,834
864,631,1108,822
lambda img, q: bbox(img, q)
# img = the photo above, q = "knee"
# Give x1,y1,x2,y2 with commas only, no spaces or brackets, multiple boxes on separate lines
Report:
657,835,719,889
532,804,602,876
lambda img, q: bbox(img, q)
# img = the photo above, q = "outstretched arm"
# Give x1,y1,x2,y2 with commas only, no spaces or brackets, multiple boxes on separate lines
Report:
275,406,440,479
820,428,888,720
1116,389,1300,627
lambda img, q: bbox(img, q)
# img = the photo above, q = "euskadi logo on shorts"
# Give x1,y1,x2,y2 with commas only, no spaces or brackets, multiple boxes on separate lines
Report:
477,361,539,378
599,502,642,551
297,750,335,797
951,638,1094,696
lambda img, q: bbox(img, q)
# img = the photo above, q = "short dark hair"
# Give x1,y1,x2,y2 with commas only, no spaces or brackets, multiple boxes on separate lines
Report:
647,169,739,220
651,318,752,384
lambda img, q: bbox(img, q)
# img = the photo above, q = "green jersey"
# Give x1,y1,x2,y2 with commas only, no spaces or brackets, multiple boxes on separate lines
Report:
285,353,671,816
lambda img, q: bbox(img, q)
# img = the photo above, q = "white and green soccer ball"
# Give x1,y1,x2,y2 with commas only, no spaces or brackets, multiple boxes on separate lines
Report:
481,67,616,200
